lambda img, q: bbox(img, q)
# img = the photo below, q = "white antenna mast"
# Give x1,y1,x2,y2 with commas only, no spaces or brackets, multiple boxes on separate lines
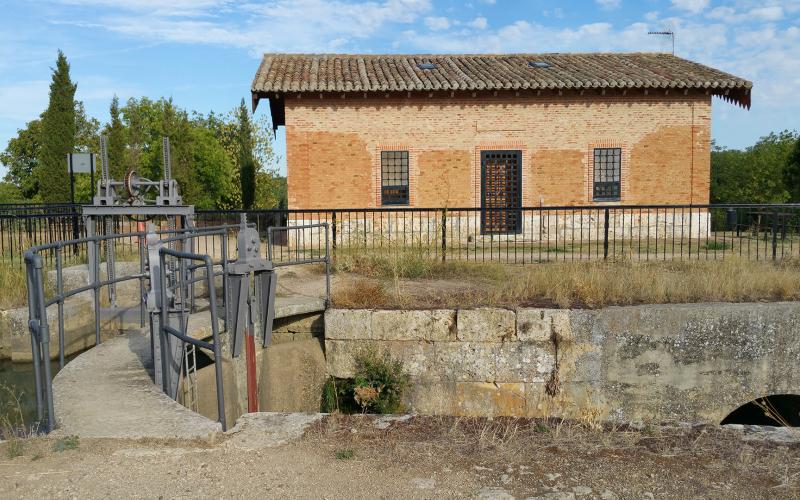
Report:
648,30,675,55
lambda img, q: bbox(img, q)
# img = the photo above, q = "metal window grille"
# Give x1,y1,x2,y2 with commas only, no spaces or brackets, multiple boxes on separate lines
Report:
481,150,522,234
381,150,409,205
593,147,621,200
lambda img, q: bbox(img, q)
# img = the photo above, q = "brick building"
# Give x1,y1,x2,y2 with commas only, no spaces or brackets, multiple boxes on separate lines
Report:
251,53,750,240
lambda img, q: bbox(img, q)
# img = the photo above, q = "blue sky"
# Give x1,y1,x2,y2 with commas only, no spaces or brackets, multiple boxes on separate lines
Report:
1,0,798,176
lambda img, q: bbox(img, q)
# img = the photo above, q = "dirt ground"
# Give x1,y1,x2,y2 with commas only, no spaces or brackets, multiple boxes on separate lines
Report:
1,415,798,499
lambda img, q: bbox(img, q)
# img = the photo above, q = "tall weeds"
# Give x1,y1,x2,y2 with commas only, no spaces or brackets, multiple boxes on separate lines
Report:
1,383,28,458
332,252,800,309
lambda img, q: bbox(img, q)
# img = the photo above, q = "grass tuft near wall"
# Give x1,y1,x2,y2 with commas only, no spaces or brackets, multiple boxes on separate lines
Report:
332,250,800,309
0,262,30,310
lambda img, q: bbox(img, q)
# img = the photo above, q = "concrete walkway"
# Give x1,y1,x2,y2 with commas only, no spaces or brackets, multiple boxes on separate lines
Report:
51,296,326,440
52,327,221,441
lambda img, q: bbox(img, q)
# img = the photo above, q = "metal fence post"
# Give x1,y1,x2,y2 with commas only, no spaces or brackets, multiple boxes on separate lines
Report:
30,254,54,430
772,209,778,260
331,211,337,261
441,208,447,263
56,247,65,369
603,208,610,260
25,257,45,428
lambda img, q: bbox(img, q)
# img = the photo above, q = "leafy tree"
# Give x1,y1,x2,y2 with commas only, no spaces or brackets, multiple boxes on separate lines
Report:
711,131,798,203
187,127,237,209
0,182,23,203
255,172,287,209
2,102,98,202
194,106,281,209
784,137,800,202
237,99,256,209
1,118,42,200
38,50,77,203
104,95,126,179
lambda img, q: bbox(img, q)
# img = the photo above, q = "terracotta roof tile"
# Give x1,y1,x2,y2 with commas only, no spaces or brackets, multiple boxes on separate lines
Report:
253,53,752,107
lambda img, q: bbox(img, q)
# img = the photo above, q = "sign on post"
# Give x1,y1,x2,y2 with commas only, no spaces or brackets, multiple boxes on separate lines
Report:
67,153,96,173
66,152,97,205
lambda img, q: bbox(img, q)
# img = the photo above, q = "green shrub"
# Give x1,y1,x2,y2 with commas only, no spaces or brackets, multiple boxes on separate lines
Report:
320,377,360,414
320,349,411,414
702,241,732,251
52,435,79,452
335,448,355,460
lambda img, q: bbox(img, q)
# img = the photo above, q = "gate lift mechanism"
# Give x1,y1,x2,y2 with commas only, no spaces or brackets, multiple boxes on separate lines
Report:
227,215,277,412
86,135,278,415
83,136,194,306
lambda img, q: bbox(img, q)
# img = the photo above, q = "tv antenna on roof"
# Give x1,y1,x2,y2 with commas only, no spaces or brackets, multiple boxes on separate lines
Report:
648,30,675,55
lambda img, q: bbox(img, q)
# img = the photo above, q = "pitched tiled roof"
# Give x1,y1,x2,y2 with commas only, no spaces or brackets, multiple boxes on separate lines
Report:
252,53,752,108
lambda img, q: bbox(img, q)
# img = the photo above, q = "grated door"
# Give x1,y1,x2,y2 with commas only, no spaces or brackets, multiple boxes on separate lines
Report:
481,151,522,234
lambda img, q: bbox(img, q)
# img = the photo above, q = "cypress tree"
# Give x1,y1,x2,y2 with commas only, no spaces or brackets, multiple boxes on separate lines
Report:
237,99,256,209
38,50,76,203
106,95,126,179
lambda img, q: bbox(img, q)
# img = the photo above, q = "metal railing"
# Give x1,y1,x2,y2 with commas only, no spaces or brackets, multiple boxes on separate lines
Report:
9,204,800,267
24,223,238,431
267,222,331,305
242,204,800,263
158,246,226,431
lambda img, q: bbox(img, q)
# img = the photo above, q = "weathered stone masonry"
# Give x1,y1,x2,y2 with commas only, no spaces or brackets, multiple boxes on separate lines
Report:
325,303,800,424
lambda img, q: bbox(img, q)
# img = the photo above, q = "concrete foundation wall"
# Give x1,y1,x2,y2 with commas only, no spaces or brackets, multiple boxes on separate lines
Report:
325,302,800,424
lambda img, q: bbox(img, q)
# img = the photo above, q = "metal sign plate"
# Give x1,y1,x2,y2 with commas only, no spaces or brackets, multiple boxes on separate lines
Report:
67,153,95,173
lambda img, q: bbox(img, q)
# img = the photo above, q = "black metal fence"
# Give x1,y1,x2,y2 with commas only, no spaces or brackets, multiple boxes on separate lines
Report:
5,203,800,266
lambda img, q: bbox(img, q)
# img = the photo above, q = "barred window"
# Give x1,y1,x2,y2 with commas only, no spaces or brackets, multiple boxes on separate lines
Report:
381,150,409,205
593,148,621,201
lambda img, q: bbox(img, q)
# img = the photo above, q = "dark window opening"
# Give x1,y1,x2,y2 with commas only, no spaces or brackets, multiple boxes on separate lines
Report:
721,394,800,427
381,150,409,205
593,147,621,201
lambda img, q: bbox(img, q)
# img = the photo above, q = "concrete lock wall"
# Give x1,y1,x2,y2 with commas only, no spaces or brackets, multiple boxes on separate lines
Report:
325,302,800,424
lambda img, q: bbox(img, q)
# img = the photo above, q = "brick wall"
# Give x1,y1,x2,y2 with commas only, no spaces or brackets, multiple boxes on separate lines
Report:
284,94,712,209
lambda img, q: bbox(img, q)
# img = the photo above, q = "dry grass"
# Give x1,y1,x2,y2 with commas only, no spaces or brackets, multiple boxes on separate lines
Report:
0,261,30,310
305,414,800,495
332,250,800,309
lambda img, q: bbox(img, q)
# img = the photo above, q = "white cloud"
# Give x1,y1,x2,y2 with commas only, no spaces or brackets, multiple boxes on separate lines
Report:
749,6,783,21
671,0,709,14
56,0,233,17
706,6,736,20
707,5,783,23
469,16,488,30
424,16,450,30
595,0,621,10
67,0,433,54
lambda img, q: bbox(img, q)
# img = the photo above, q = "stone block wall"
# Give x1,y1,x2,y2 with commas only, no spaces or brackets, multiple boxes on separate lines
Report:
325,302,800,424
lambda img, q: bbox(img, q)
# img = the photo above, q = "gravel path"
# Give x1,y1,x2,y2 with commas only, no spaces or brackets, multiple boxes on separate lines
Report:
2,415,798,499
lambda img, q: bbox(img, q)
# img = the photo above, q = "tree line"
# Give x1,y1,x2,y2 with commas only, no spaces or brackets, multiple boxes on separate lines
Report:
0,51,285,209
711,131,800,204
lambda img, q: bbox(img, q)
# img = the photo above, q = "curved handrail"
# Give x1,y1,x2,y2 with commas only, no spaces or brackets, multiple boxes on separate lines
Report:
24,223,241,431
